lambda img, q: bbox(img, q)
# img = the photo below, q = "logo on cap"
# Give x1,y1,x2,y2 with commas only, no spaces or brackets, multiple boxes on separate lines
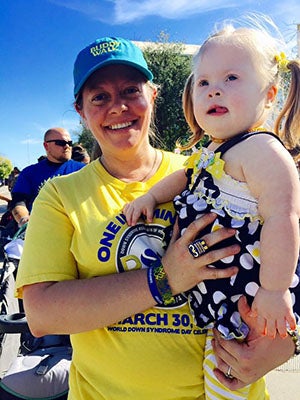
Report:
90,40,121,57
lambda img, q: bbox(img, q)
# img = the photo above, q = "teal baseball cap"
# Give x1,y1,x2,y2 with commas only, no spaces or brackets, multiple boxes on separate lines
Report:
73,37,153,97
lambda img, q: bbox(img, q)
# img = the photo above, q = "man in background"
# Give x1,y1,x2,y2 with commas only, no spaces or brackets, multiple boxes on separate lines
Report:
11,127,85,227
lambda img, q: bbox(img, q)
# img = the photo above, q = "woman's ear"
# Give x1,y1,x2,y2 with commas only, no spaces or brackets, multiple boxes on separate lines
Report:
75,104,88,128
265,85,278,108
75,102,83,115
151,88,158,104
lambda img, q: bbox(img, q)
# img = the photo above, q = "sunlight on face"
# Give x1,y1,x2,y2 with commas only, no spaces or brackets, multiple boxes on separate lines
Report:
79,65,156,155
44,129,72,163
192,40,274,140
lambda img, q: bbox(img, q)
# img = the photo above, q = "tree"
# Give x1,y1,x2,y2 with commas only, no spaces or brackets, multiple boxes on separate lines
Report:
75,125,96,156
0,156,13,183
143,33,192,150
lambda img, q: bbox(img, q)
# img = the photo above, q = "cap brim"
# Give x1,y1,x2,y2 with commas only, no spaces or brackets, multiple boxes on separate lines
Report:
74,59,153,97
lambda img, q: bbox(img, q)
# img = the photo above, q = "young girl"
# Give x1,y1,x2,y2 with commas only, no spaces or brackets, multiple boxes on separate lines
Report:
124,16,300,399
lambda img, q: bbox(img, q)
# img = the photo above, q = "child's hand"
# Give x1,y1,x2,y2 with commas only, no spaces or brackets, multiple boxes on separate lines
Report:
123,193,157,226
250,287,296,338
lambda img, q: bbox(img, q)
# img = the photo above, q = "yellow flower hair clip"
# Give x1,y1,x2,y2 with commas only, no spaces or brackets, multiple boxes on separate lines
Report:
274,52,289,73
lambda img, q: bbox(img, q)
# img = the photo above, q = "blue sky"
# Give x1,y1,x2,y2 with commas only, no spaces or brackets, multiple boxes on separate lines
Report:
1,0,299,169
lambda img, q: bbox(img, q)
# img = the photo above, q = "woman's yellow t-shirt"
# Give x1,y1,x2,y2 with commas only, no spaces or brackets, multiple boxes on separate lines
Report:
16,151,268,399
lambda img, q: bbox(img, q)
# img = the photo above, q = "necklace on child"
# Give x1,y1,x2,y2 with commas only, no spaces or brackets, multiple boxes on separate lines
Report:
210,127,266,144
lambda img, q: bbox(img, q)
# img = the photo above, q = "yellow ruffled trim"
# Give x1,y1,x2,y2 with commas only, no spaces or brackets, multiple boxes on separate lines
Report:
194,188,263,223
206,152,225,179
184,151,202,171
186,148,225,185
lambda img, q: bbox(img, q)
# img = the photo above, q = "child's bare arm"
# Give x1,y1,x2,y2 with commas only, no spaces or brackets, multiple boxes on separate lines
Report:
123,169,187,225
123,192,158,226
241,135,300,337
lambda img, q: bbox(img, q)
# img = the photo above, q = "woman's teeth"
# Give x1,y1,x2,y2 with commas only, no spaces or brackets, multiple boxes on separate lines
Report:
109,121,132,130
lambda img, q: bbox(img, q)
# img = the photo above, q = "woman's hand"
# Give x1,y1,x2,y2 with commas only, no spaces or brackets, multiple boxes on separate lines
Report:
212,296,295,389
162,213,240,295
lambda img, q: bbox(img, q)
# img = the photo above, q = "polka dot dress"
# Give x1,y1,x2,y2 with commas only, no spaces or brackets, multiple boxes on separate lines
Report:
174,132,300,339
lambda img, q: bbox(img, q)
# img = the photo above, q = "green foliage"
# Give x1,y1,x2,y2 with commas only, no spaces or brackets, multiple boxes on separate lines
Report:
0,156,13,180
74,126,96,155
143,33,192,150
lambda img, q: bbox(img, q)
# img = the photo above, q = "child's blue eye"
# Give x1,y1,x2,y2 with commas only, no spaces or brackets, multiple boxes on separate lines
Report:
199,80,209,87
227,75,237,81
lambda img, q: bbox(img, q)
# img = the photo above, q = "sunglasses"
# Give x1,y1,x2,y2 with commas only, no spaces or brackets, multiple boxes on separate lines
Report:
46,139,73,147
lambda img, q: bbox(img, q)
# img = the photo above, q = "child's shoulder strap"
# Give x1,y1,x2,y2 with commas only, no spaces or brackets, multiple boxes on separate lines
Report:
212,131,284,156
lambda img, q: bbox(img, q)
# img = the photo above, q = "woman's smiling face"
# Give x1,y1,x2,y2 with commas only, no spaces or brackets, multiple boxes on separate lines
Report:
79,64,156,156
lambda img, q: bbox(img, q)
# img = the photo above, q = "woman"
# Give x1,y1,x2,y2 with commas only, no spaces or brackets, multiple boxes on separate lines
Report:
16,37,296,399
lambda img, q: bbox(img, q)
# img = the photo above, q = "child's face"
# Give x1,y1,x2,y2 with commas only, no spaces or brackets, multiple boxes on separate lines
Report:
192,41,275,140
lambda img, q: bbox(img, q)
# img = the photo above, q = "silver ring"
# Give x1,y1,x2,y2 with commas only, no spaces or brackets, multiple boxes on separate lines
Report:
188,239,209,258
225,365,234,379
